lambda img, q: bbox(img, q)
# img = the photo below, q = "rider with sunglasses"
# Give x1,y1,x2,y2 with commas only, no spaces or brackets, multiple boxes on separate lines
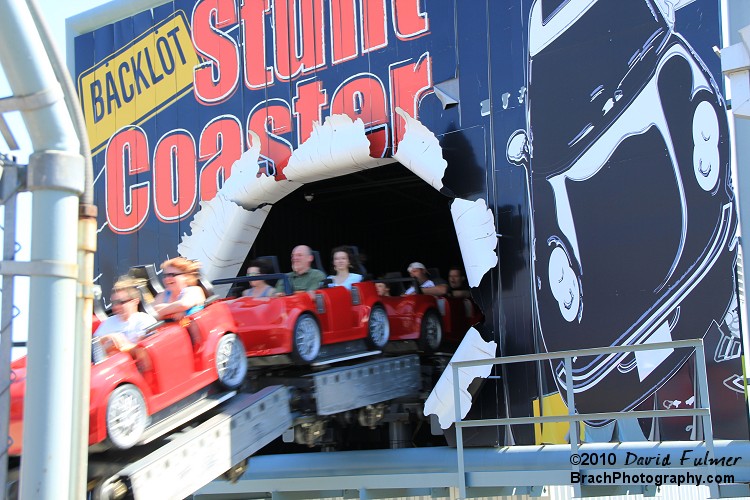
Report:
242,259,275,298
153,257,207,320
93,277,157,345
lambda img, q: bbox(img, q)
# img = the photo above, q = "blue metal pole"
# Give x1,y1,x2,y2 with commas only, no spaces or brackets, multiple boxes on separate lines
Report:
0,1,84,498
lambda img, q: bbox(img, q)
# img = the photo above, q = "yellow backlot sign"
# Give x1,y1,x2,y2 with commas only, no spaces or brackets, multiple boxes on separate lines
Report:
78,11,199,155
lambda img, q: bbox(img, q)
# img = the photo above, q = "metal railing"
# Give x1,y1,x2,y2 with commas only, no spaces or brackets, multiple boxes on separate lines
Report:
451,338,716,499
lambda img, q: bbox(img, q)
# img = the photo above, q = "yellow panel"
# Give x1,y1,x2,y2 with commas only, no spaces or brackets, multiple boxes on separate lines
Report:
532,392,584,444
77,11,199,155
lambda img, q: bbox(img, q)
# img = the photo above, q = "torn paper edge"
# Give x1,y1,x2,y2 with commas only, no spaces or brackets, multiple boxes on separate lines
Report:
284,114,393,183
177,198,272,296
179,115,389,285
219,131,302,209
451,198,499,287
178,131,300,285
423,327,498,429
392,107,447,191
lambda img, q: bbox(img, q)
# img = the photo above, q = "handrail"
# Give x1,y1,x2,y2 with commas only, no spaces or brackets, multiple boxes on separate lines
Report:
451,338,717,499
212,273,293,295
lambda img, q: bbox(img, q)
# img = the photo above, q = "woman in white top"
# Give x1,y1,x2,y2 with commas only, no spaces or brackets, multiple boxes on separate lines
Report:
327,246,363,290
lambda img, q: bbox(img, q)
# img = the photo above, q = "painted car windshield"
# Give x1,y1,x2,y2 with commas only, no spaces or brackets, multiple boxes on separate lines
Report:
529,0,667,174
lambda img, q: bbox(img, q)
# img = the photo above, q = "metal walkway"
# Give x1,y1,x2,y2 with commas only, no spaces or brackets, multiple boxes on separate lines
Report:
196,339,750,499
194,442,750,499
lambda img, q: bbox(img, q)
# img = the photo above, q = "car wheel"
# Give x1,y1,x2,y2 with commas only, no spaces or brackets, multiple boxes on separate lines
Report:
106,384,148,450
216,333,248,389
292,313,322,364
419,310,443,352
366,304,390,349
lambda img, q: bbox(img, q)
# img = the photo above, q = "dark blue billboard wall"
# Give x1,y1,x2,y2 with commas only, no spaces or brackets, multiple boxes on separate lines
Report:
498,0,746,442
76,0,749,443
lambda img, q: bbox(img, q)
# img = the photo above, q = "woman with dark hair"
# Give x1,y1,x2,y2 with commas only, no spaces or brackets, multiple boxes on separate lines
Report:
242,259,275,298
153,257,206,320
327,245,362,290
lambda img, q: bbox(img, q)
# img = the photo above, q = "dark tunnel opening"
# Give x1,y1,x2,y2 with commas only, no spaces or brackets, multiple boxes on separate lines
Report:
245,163,463,281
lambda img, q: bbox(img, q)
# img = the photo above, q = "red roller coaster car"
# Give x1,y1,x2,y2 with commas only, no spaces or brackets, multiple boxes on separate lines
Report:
215,274,390,364
383,294,483,352
8,300,247,454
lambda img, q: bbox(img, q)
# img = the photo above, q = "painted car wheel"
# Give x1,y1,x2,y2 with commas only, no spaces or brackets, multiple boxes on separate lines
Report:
106,384,148,450
216,333,248,389
366,304,390,349
419,310,443,352
292,313,322,364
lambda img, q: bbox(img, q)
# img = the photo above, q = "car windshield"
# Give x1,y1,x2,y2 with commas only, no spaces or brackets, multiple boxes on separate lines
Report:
529,0,667,174
540,0,569,24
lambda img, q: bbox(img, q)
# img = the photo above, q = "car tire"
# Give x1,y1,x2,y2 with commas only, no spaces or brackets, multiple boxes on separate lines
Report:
106,384,148,450
292,313,322,364
216,333,248,389
366,304,390,350
419,310,443,352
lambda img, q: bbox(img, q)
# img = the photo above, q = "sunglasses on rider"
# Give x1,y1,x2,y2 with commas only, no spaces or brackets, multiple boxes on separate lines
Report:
163,272,187,278
110,298,134,305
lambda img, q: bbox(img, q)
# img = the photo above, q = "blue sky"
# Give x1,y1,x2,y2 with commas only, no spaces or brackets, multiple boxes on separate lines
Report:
38,0,111,57
1,0,112,158
3,0,111,357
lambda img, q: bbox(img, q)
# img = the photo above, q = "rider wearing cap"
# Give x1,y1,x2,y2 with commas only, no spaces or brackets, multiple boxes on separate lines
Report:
404,262,448,296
